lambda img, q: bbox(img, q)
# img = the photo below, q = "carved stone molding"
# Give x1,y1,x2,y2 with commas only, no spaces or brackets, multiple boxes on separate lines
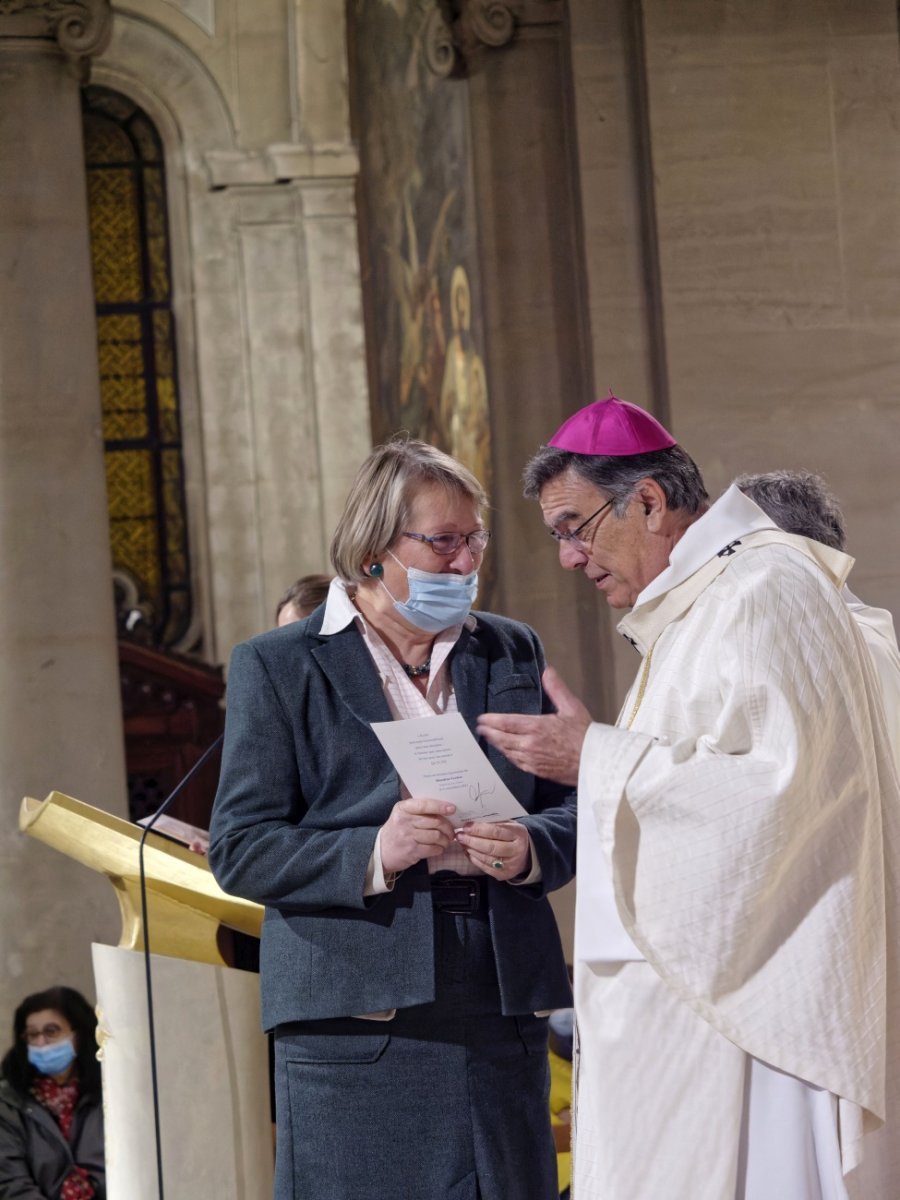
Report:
204,142,360,190
467,1,516,47
0,0,112,73
423,0,516,79
422,0,565,77
422,3,458,79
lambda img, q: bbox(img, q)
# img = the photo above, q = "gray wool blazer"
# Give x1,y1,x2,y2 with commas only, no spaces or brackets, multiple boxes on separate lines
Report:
208,607,576,1031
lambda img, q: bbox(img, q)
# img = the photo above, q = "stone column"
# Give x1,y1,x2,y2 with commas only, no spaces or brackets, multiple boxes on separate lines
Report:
422,0,613,718
0,0,129,1018
195,0,371,647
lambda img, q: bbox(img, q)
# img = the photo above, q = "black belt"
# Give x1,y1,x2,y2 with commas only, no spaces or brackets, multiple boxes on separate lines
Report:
430,873,484,916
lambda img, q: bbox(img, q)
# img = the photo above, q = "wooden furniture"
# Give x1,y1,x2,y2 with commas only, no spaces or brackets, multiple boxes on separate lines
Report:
118,641,225,830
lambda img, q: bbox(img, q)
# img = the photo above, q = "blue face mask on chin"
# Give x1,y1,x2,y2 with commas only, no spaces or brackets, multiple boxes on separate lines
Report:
28,1036,76,1077
383,553,479,634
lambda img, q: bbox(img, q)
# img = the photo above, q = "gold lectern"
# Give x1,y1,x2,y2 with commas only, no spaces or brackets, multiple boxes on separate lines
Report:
20,791,274,1200
20,790,262,965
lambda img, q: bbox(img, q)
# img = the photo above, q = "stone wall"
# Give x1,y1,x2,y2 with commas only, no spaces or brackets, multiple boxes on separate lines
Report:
572,0,900,700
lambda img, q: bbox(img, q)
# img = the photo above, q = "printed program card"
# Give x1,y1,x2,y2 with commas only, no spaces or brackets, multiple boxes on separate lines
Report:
371,712,528,824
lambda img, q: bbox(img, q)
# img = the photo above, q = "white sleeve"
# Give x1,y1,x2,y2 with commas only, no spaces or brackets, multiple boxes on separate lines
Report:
363,829,399,896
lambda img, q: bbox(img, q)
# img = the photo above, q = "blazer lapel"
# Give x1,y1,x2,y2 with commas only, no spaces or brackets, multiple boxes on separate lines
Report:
309,626,393,727
450,620,489,737
310,617,490,732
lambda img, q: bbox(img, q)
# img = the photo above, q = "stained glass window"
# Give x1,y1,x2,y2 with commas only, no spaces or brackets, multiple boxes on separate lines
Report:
81,86,193,648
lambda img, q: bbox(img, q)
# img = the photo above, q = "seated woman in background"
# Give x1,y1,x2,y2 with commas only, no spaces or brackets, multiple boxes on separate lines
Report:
0,986,104,1199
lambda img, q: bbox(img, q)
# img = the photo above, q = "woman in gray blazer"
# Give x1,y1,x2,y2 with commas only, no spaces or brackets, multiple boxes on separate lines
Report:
209,439,575,1200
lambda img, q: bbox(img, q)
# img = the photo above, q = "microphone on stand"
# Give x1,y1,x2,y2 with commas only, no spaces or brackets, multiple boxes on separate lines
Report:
137,733,224,1200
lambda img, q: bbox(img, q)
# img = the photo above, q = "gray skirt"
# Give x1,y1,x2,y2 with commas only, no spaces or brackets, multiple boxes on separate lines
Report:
273,896,558,1200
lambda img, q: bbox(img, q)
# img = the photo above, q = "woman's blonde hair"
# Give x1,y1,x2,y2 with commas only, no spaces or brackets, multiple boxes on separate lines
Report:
330,438,488,583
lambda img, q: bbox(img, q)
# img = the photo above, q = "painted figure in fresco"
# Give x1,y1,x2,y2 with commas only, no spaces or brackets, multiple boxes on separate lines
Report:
388,187,456,442
440,265,492,498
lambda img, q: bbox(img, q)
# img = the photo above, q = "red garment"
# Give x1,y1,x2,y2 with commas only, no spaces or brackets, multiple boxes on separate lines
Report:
59,1167,95,1200
30,1076,96,1200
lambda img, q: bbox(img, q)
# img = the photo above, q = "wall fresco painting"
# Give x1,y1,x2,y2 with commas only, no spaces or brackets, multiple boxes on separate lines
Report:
349,0,493,508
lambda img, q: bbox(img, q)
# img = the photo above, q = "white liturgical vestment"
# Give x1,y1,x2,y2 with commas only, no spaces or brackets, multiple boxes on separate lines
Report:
844,587,900,775
573,486,900,1200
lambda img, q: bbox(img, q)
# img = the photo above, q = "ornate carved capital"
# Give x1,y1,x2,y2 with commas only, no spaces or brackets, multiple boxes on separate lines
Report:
0,0,112,74
466,1,516,48
423,0,516,79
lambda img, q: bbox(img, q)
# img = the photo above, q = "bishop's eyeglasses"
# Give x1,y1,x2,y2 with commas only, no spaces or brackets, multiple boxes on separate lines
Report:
548,499,613,545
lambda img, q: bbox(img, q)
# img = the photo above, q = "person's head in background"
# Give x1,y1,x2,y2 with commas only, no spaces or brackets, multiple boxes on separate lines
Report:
735,470,846,551
275,573,333,627
1,985,101,1096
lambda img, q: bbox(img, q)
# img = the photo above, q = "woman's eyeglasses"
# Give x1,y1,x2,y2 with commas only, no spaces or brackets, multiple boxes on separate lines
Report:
23,1023,67,1045
403,529,492,556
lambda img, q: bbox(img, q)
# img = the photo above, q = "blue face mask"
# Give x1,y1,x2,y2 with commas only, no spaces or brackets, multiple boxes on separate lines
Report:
28,1036,76,1077
383,553,478,634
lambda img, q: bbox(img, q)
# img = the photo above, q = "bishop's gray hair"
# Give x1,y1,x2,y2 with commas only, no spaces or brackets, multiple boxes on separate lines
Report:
735,470,846,551
523,444,709,516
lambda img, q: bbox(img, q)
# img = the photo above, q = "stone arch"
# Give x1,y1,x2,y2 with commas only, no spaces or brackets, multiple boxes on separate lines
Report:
93,13,235,156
